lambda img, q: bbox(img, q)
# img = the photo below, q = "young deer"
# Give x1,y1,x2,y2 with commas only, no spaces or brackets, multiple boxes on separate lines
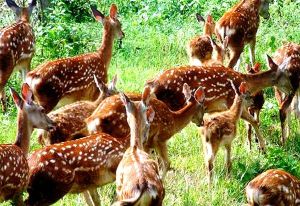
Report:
246,169,300,206
0,83,54,205
85,84,205,176
146,55,293,152
112,89,165,206
200,81,251,184
215,0,270,69
272,42,300,144
246,63,265,149
0,0,36,112
26,4,124,113
38,75,118,145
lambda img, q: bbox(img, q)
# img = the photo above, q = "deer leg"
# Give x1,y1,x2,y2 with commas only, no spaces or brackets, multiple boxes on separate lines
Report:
0,89,7,112
247,109,255,150
155,142,170,179
228,47,243,69
89,188,101,206
82,191,94,206
203,141,218,186
12,193,24,206
224,144,232,176
249,38,256,67
279,93,295,144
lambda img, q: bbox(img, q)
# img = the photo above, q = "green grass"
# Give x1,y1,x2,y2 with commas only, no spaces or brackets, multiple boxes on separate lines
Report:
0,0,300,205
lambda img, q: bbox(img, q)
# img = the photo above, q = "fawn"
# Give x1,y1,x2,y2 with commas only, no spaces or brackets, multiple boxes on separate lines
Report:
246,169,300,205
26,4,124,112
0,83,54,205
0,0,36,112
112,88,165,206
38,75,118,145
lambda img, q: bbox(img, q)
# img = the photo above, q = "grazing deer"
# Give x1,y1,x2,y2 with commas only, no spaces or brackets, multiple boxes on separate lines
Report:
0,83,54,205
246,63,265,149
146,55,292,151
246,169,300,206
215,0,270,69
0,0,36,112
86,84,205,176
26,4,124,113
200,81,251,184
112,89,165,206
38,75,118,145
272,42,300,144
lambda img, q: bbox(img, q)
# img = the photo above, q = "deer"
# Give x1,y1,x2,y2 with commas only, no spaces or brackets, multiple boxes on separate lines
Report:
37,75,118,146
0,0,36,112
215,0,270,69
200,81,251,185
146,55,293,152
246,63,265,150
246,169,300,206
112,89,165,206
26,4,124,113
272,42,300,144
85,84,205,177
0,83,54,205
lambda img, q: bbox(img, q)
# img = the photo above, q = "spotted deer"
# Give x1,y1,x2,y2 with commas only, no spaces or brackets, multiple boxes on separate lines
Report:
25,122,130,205
0,0,36,112
112,89,165,206
0,83,54,205
146,55,293,152
246,63,265,149
26,4,124,113
215,0,270,69
200,81,251,184
85,84,205,177
38,75,118,145
246,169,300,206
272,42,300,144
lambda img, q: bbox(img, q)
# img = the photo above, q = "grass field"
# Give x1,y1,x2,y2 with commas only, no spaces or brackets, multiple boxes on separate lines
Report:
0,0,299,205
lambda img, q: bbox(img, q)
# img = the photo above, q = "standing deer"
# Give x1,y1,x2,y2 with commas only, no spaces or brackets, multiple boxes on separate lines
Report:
112,88,165,206
272,42,300,144
38,75,118,145
85,84,205,176
0,83,54,205
0,0,36,112
215,0,270,69
146,55,292,151
246,169,300,206
26,4,124,113
200,81,251,184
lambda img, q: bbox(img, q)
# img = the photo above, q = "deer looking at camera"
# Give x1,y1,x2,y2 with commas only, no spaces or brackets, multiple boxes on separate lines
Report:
26,4,124,113
0,0,36,112
200,81,251,184
38,75,118,145
272,42,300,144
215,0,270,69
146,55,293,152
246,169,300,206
0,83,54,205
86,84,205,177
112,89,165,206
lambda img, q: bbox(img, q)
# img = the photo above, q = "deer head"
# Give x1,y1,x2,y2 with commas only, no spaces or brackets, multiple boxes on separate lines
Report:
6,0,36,22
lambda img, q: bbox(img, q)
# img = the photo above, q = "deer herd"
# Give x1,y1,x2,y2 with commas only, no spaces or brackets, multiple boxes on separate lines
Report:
0,0,299,205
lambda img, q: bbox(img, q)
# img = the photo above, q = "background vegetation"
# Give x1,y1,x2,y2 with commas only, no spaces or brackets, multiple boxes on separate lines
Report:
0,0,299,205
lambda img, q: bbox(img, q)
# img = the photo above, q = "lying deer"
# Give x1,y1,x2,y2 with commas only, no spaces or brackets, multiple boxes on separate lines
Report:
272,42,300,144
26,4,124,113
215,0,270,69
146,55,293,152
38,75,118,145
112,88,165,206
246,169,300,205
200,81,251,184
0,83,54,205
0,0,36,112
86,84,205,176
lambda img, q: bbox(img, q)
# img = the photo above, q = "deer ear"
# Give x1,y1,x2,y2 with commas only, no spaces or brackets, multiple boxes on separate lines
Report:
182,83,192,102
206,14,213,23
21,83,33,104
10,87,23,109
196,13,205,23
91,6,105,23
93,75,106,94
28,0,37,14
266,54,278,70
194,87,205,103
120,92,133,112
253,63,261,72
239,82,247,94
147,106,155,123
246,64,251,72
109,4,118,20
6,0,20,15
142,86,151,106
108,74,118,91
279,57,291,71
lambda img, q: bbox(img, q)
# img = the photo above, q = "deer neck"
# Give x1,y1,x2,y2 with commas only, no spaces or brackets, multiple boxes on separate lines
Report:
14,111,33,157
129,119,143,150
228,95,244,121
242,69,277,94
92,92,106,107
173,101,197,133
98,25,115,68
